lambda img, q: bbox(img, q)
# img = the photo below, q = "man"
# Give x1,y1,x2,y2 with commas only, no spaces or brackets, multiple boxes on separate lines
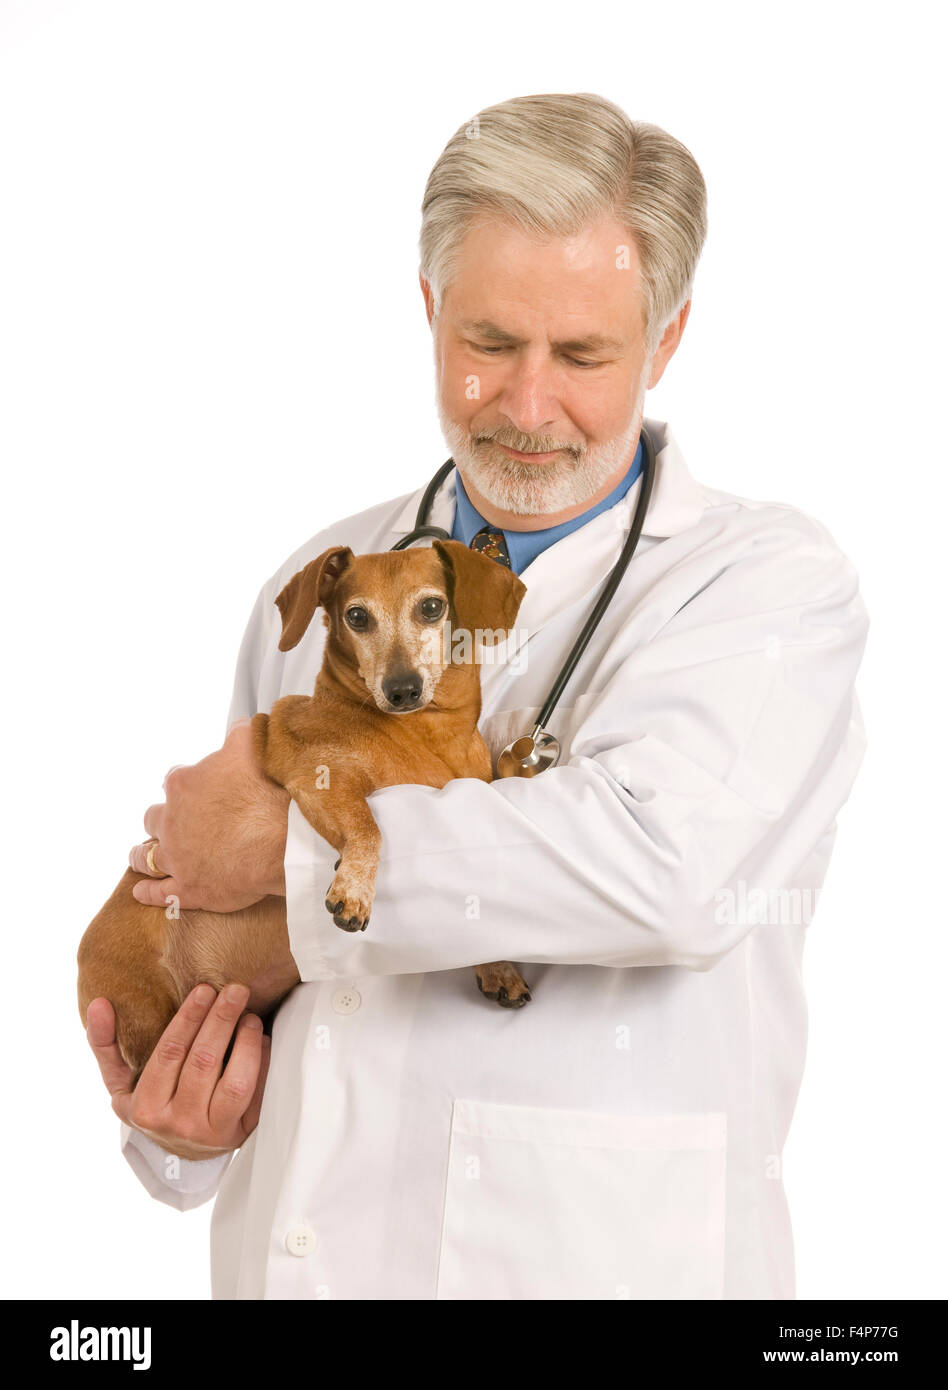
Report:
85,93,869,1300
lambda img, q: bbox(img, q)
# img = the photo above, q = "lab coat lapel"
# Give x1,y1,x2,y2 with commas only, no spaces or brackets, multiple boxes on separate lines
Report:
389,467,457,541
386,417,708,645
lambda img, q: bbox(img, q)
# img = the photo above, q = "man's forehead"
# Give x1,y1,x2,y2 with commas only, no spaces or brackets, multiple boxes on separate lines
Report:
443,216,644,342
458,317,628,354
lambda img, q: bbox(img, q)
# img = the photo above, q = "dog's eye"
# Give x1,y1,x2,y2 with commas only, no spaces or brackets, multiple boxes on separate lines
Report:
419,597,446,622
345,606,369,630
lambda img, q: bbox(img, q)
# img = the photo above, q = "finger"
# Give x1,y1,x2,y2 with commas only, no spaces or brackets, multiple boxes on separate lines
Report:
85,997,136,1109
131,876,181,906
132,984,219,1112
162,764,188,790
207,1013,266,1135
142,803,165,840
173,983,252,1118
128,839,166,877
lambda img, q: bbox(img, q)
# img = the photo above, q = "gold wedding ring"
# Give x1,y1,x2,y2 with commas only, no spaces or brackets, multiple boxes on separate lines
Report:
145,842,161,876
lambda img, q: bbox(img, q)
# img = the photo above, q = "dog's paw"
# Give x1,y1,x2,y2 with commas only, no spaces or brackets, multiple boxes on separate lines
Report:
475,961,532,1008
325,867,373,932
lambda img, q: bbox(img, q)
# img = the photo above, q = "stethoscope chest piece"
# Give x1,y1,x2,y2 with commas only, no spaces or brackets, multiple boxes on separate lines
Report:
496,727,562,778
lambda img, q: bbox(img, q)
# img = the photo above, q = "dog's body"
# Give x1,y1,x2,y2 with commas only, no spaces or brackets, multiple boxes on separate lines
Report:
78,540,531,1081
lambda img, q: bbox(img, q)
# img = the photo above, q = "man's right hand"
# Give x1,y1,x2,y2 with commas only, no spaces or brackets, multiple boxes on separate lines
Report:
86,983,271,1162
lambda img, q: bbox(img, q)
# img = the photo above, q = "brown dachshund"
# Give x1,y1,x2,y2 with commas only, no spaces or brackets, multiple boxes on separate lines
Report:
77,539,532,1084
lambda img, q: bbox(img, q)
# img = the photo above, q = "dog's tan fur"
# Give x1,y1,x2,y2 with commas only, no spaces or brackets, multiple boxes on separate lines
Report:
77,540,532,1083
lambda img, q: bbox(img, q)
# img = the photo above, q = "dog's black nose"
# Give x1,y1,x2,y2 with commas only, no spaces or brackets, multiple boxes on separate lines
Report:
382,672,424,708
378,672,422,711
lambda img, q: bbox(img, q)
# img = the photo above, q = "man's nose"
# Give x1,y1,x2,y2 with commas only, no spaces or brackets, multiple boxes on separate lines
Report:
496,353,560,434
382,671,423,708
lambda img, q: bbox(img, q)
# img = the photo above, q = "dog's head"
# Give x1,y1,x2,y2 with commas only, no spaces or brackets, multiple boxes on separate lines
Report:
273,540,526,714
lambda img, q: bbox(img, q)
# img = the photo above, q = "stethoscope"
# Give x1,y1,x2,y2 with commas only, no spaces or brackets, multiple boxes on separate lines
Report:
392,423,657,777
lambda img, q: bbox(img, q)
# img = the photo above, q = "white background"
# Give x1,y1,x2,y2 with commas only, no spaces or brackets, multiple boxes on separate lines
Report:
1,0,944,1300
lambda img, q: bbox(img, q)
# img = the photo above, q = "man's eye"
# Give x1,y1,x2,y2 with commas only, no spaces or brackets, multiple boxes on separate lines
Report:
475,342,599,368
345,606,369,630
419,597,446,622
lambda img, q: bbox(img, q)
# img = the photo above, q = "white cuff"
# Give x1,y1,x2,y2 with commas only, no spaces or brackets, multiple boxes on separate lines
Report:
284,799,342,982
120,1123,232,1212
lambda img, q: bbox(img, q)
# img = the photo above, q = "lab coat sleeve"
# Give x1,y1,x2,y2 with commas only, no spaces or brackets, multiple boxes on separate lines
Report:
120,1123,233,1211
284,520,869,978
226,579,284,732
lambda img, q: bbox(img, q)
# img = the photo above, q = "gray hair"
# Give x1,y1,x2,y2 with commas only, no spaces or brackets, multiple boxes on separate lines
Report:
419,93,708,357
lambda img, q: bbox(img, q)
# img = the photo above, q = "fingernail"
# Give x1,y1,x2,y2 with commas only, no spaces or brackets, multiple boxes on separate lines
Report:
131,883,146,902
242,1014,263,1031
223,983,248,1004
192,984,215,1006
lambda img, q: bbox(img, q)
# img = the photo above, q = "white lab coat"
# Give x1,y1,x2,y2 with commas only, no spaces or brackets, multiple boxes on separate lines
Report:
120,416,869,1300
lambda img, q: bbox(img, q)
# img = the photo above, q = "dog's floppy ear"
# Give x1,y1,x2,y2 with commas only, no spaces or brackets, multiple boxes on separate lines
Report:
433,539,526,647
274,546,353,652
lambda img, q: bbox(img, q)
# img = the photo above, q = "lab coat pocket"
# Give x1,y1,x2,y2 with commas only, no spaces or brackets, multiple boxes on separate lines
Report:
436,1099,726,1300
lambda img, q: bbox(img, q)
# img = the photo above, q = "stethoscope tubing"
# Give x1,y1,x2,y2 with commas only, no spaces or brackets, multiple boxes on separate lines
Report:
534,424,655,728
391,423,657,733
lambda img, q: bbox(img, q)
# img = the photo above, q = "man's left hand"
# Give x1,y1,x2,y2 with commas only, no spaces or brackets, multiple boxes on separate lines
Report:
129,720,290,911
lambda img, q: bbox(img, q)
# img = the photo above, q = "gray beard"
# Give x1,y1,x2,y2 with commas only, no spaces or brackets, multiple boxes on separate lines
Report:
436,378,649,517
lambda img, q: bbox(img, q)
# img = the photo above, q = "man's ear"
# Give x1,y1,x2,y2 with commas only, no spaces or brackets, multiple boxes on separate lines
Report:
433,539,526,647
274,546,353,652
419,271,435,326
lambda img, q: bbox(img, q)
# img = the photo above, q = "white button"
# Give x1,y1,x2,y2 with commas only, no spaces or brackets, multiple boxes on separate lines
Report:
285,1225,317,1257
331,986,362,1014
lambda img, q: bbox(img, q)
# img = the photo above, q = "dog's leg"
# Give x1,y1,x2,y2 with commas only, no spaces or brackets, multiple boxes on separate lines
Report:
290,785,381,933
77,870,181,1083
475,961,532,1009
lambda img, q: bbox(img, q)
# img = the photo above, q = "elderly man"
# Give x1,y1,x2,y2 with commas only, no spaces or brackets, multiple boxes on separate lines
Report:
86,92,868,1300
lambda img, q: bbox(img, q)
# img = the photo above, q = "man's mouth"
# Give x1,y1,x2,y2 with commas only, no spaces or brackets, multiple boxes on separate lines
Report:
493,443,564,462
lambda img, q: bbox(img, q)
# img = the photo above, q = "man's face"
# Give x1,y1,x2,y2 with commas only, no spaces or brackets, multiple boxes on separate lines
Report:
427,213,657,519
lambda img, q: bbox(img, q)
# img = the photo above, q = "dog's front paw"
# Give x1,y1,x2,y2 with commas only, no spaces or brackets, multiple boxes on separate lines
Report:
475,960,532,1008
325,867,374,932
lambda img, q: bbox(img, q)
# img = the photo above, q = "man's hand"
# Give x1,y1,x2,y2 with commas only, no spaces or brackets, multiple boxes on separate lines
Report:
129,720,289,911
86,985,271,1162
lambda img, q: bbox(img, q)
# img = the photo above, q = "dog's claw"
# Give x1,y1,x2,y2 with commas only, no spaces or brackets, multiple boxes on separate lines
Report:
497,990,531,1009
475,975,532,1008
324,895,370,932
